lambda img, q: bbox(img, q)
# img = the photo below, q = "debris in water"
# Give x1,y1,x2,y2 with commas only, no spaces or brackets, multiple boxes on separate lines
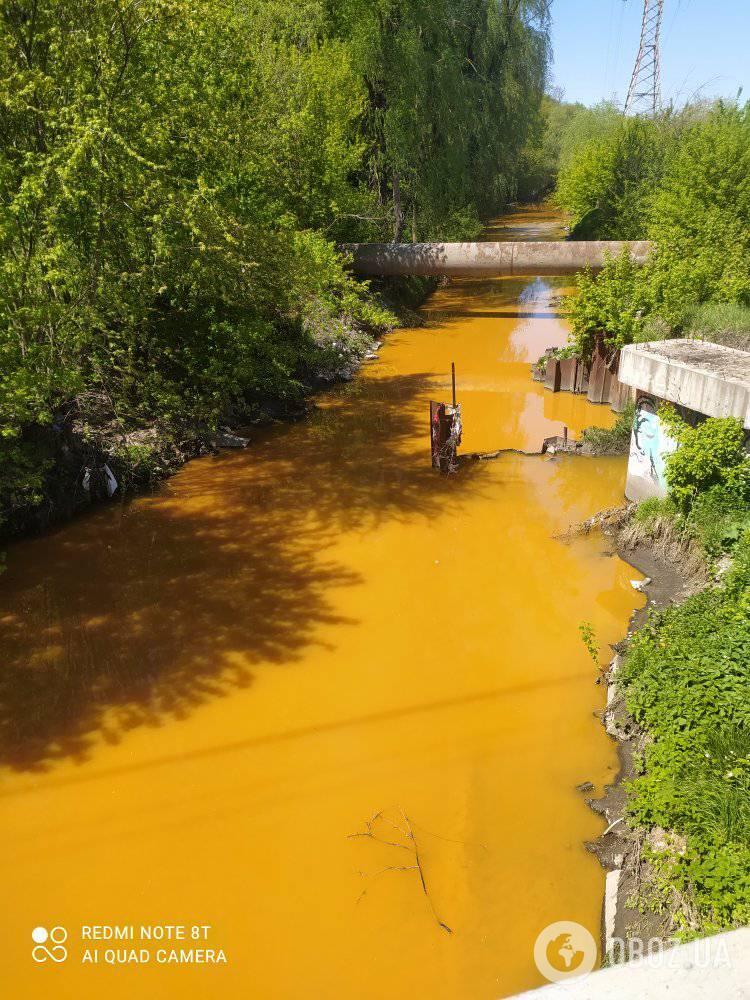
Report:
430,362,462,473
102,464,118,497
349,809,453,934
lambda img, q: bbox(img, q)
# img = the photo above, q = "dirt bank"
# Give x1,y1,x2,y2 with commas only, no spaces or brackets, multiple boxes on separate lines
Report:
570,505,712,957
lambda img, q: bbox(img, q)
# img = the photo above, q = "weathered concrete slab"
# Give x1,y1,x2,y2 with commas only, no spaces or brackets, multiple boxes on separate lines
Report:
619,339,750,427
544,358,561,392
587,357,613,404
345,241,653,277
513,927,750,999
609,377,633,413
559,356,579,392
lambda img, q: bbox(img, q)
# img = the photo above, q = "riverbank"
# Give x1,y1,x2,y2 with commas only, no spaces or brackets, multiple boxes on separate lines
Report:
0,273,446,543
570,499,750,956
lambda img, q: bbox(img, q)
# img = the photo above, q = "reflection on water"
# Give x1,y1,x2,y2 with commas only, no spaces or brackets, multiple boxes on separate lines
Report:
0,206,640,999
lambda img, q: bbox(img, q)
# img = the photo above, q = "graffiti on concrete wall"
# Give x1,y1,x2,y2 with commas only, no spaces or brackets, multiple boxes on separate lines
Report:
625,398,679,503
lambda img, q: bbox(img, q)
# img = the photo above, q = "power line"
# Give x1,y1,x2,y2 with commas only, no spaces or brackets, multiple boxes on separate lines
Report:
625,0,665,115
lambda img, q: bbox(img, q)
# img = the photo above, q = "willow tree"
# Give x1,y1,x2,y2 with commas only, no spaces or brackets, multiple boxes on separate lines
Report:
0,0,550,528
330,0,550,240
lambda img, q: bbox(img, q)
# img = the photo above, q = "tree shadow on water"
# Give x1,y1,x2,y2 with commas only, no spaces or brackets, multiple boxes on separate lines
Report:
0,373,489,772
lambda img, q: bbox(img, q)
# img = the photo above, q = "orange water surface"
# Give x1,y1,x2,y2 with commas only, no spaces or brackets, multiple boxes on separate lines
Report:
0,206,642,999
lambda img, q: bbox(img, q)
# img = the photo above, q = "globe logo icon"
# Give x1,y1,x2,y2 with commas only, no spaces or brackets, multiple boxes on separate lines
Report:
534,920,597,984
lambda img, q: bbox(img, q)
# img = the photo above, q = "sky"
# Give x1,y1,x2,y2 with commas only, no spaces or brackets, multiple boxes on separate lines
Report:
550,0,749,108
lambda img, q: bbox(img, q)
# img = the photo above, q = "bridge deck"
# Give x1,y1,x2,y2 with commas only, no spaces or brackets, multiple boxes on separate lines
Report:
345,240,652,277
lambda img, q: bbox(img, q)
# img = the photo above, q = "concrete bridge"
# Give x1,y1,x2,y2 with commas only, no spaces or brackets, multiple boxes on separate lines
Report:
346,240,652,277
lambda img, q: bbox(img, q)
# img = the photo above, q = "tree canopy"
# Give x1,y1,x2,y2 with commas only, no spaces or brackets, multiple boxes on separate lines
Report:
0,0,550,530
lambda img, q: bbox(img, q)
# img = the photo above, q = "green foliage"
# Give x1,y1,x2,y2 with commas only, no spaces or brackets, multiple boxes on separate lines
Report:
578,620,600,665
557,112,669,239
622,528,750,928
333,0,550,238
556,101,623,172
0,0,550,528
689,485,750,558
561,103,750,359
680,302,750,352
565,250,649,356
516,93,586,201
581,400,635,455
660,410,750,514
632,495,679,526
647,104,750,319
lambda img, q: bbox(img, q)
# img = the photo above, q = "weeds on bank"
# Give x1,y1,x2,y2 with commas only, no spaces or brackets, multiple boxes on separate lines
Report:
581,401,635,455
618,414,750,933
578,621,601,666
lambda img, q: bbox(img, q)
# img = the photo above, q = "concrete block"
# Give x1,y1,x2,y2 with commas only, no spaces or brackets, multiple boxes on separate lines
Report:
619,340,750,428
545,359,561,392
559,357,579,392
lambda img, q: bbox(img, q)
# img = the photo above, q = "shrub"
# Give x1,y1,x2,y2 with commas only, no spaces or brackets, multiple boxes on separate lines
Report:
660,410,750,513
565,250,650,358
563,103,750,357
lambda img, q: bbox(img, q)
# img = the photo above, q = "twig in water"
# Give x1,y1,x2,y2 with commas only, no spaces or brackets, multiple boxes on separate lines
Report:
349,808,453,934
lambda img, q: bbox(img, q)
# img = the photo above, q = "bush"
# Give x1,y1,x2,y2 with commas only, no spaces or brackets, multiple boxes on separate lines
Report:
690,485,750,557
562,103,750,358
647,104,750,319
660,410,750,513
565,250,650,358
556,113,671,239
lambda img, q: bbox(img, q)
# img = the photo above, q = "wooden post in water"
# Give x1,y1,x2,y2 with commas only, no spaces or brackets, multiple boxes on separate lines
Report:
451,362,456,409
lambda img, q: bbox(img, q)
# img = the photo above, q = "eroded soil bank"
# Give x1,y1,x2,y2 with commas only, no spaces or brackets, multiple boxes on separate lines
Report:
0,207,643,999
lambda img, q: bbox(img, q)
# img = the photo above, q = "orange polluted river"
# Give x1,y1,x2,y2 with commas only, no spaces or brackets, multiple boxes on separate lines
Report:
0,207,642,999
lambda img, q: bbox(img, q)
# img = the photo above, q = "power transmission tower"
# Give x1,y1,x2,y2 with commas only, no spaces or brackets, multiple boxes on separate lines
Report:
625,0,664,116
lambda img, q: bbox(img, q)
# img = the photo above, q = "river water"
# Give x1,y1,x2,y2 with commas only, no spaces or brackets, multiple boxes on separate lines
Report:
0,206,641,998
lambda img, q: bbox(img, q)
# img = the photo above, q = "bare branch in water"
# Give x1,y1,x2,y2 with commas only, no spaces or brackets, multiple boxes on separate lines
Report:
349,808,453,934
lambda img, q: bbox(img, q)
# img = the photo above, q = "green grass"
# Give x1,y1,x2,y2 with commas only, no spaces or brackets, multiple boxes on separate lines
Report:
682,302,750,352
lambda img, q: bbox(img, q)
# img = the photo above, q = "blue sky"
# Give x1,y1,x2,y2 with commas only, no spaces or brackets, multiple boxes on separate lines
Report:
550,0,749,108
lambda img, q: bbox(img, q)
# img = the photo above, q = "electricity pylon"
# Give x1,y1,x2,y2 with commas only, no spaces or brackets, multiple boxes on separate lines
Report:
625,0,664,116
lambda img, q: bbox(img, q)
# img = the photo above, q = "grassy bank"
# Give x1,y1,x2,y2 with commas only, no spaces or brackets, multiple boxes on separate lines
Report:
621,533,750,933
599,411,750,940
